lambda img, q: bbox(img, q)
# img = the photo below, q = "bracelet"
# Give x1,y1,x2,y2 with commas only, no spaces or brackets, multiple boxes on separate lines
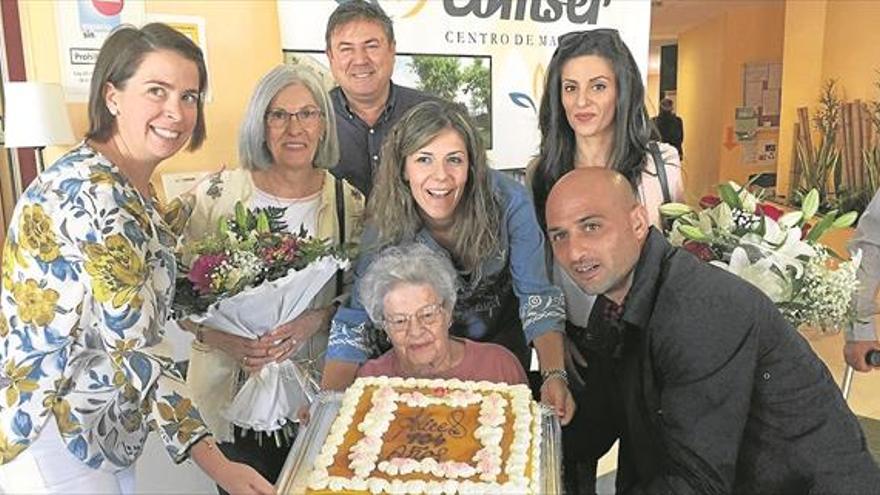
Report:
194,324,205,344
541,368,569,386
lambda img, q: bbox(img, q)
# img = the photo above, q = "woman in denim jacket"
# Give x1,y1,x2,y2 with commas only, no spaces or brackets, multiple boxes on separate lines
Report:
321,100,574,425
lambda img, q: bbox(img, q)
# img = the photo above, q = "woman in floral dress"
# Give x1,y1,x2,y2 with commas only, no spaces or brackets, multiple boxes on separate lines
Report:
0,24,272,495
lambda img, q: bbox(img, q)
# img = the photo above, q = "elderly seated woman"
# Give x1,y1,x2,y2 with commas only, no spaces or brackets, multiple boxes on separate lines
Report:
356,243,527,384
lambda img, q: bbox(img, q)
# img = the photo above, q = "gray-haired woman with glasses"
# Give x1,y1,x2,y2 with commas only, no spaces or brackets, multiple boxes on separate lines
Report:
356,243,527,383
175,64,364,492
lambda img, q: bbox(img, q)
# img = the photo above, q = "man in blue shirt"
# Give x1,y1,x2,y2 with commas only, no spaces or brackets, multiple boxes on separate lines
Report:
325,0,433,197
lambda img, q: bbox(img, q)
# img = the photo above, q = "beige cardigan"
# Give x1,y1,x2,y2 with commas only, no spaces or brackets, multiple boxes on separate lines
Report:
180,168,364,441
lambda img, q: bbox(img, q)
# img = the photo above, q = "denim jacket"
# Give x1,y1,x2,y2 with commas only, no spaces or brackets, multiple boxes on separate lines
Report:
327,170,565,364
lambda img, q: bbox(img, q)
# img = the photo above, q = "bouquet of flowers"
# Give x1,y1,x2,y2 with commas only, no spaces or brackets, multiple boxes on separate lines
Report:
659,184,860,331
173,202,350,433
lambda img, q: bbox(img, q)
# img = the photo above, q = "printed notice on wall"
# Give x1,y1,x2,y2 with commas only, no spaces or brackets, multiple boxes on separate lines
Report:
56,0,145,101
742,61,782,127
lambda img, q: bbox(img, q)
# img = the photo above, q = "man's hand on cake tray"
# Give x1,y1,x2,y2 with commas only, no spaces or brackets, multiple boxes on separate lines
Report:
262,306,335,363
563,333,588,386
541,372,576,426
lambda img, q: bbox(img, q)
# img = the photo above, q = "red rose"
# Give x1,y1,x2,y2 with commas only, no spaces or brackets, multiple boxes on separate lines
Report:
682,241,716,262
699,195,721,209
801,222,812,240
756,203,783,221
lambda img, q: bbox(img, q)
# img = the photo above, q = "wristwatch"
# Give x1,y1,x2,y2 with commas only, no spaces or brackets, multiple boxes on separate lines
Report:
541,368,569,386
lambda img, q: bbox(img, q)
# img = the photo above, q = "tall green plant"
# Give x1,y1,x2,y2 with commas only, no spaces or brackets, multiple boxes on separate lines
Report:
795,80,841,209
863,73,880,198
837,72,880,216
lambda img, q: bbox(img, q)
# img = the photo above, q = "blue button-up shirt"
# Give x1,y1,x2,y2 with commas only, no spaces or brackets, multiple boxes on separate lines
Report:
329,82,434,197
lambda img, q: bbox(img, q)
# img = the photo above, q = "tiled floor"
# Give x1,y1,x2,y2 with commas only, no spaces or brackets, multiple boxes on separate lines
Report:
804,328,880,420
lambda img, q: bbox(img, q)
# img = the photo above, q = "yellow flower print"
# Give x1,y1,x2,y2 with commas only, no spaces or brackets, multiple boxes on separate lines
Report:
157,396,202,443
2,359,39,407
157,195,194,237
0,428,27,464
42,381,81,435
11,279,59,327
109,338,138,388
83,234,146,309
18,204,61,263
2,240,31,293
88,170,116,185
121,199,152,237
0,312,8,338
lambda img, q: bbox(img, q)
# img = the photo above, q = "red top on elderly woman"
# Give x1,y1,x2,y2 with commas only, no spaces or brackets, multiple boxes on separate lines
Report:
358,338,527,385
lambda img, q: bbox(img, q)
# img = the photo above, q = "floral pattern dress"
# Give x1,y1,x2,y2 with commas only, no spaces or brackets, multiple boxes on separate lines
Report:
0,142,208,471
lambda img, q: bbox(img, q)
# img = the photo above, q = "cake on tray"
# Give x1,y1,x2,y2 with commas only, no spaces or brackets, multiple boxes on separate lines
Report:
304,376,542,494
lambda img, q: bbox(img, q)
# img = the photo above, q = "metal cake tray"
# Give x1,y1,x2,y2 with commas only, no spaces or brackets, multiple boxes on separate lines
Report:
276,390,562,494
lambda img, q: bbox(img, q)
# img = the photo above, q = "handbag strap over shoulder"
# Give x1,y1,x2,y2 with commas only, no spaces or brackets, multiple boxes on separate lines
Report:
335,177,346,296
648,141,671,204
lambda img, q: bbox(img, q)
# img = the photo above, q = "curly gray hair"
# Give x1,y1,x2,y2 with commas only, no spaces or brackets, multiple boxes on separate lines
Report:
359,243,458,326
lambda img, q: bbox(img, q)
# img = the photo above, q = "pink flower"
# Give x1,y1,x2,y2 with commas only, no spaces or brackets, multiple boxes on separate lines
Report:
188,254,227,295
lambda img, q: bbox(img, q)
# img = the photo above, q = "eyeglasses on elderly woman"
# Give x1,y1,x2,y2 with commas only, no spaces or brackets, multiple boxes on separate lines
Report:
264,106,323,129
380,302,447,335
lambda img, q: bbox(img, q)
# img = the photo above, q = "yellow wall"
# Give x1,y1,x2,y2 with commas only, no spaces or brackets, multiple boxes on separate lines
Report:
677,15,724,202
677,3,785,202
777,0,880,198
17,1,283,188
646,72,660,117
716,4,785,189
776,0,829,199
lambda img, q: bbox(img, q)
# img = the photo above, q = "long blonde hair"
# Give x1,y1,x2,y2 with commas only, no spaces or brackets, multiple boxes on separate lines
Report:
367,100,500,274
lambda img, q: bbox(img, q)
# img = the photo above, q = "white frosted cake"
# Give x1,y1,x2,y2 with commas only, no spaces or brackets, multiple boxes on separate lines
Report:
303,376,542,494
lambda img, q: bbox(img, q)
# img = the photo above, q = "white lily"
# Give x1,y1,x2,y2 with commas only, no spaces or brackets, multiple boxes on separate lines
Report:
740,190,758,214
778,211,803,229
761,217,787,245
718,247,791,302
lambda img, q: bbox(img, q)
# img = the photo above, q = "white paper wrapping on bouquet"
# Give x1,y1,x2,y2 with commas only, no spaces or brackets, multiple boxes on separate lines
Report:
187,255,349,432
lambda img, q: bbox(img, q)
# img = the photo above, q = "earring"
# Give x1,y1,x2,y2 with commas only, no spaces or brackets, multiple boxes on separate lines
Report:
108,105,117,116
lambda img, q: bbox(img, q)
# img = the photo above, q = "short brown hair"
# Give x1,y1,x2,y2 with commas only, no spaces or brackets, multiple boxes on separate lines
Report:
325,0,395,49
86,23,208,150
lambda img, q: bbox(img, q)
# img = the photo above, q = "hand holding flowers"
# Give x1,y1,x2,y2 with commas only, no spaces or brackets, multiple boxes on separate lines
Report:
173,201,350,432
660,184,860,331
